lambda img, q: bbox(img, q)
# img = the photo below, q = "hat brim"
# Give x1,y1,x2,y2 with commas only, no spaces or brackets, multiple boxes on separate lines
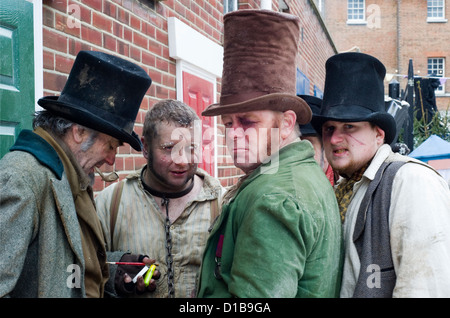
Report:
311,105,397,145
38,96,142,151
202,93,312,125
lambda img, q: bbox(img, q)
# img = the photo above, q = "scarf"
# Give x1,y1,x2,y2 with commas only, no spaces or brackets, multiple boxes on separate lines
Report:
334,164,368,223
35,127,109,297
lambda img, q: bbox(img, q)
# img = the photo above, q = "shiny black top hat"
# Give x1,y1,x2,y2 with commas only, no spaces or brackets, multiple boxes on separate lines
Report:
298,95,322,136
311,52,396,144
37,50,152,151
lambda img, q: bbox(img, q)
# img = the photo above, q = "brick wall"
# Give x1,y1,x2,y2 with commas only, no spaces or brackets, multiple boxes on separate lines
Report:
323,0,450,111
42,0,336,192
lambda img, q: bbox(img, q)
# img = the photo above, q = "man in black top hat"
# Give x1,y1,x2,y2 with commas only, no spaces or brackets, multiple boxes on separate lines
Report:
299,94,336,185
311,52,450,297
0,51,158,297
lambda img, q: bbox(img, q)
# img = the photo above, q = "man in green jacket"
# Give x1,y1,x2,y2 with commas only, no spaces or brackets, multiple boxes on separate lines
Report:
196,9,342,298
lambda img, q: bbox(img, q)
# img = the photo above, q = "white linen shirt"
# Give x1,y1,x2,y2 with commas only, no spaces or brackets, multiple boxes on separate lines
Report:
340,144,450,298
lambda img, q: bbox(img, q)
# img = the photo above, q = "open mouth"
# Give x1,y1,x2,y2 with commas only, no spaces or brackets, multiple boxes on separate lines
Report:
333,148,348,156
171,170,187,176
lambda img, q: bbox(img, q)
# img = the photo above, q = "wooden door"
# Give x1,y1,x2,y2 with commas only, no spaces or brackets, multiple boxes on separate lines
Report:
0,0,35,158
182,71,215,176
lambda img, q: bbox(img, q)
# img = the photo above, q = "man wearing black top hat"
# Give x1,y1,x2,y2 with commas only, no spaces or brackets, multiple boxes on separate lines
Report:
311,52,450,297
0,51,157,297
299,95,337,185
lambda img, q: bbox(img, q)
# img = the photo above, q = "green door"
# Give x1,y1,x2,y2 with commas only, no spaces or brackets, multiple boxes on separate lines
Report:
0,0,35,158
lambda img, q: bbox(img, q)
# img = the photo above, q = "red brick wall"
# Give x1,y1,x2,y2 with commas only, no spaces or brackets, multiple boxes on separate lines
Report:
323,0,450,111
42,0,336,192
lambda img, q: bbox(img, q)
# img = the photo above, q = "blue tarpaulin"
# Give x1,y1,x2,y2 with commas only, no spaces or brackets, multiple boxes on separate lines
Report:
409,135,450,162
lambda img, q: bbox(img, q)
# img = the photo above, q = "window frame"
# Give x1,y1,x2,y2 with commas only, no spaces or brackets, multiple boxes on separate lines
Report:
347,0,367,25
427,0,447,22
427,57,446,95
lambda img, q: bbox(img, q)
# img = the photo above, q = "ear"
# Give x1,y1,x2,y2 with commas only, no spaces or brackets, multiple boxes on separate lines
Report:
280,110,297,139
375,125,386,146
141,136,149,159
71,124,86,145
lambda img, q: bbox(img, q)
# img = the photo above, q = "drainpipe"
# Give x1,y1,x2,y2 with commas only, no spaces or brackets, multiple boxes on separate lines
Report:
397,0,401,75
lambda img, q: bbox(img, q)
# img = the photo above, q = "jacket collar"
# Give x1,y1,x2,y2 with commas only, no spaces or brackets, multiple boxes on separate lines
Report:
225,139,315,203
10,129,64,179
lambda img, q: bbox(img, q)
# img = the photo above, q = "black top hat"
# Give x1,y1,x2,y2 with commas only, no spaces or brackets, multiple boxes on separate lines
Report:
38,50,152,151
311,52,396,144
298,95,322,136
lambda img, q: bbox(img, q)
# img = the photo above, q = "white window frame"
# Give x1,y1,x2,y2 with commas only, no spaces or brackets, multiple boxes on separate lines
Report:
427,57,445,95
347,0,367,25
427,0,447,22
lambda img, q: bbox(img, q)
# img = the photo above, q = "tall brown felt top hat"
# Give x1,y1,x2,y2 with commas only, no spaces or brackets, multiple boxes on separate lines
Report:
37,50,152,151
311,52,396,144
201,9,311,124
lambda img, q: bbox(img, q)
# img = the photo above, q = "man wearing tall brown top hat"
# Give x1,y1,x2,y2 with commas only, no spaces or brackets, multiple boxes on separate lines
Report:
0,51,158,297
311,52,450,297
196,9,342,298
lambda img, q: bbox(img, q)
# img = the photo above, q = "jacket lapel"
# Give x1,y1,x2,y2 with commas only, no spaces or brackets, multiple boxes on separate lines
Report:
51,175,85,268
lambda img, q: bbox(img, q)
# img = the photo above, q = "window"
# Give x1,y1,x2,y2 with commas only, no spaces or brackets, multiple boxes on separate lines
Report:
296,69,310,95
347,0,366,24
428,58,445,94
314,85,323,98
427,0,447,22
224,0,238,14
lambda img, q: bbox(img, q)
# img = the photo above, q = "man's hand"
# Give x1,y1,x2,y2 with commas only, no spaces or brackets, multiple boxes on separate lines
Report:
115,253,161,296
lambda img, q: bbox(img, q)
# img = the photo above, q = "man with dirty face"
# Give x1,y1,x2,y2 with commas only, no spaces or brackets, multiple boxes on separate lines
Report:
95,99,224,298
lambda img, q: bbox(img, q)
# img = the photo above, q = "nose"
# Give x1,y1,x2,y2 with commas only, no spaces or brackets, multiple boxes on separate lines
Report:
104,151,116,166
329,128,344,145
174,148,190,165
226,126,245,140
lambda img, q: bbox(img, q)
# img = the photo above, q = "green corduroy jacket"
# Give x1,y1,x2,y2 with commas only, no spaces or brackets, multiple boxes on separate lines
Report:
197,140,343,298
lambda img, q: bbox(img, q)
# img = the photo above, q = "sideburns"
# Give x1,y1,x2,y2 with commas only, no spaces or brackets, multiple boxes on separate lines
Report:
79,127,99,152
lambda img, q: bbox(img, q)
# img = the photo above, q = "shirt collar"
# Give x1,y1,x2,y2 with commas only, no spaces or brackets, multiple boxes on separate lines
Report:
363,144,392,181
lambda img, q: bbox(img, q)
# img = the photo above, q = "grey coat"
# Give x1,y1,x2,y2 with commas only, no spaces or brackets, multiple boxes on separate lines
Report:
0,132,86,297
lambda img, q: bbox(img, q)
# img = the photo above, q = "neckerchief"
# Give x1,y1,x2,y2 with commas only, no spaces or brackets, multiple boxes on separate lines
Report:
335,163,369,223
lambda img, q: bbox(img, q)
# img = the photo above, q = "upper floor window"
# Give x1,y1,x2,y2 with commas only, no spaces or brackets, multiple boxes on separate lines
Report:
224,0,238,14
347,0,366,24
427,0,447,22
428,57,445,94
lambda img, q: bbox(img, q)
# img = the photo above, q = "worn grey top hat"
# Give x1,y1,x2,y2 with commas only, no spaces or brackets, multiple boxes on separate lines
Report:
37,50,152,151
311,52,396,144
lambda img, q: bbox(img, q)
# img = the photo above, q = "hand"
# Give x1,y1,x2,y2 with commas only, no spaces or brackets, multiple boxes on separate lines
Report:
115,253,161,296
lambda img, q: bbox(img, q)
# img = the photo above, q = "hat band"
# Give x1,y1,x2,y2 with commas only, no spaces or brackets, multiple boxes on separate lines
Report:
321,104,381,120
220,91,276,106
